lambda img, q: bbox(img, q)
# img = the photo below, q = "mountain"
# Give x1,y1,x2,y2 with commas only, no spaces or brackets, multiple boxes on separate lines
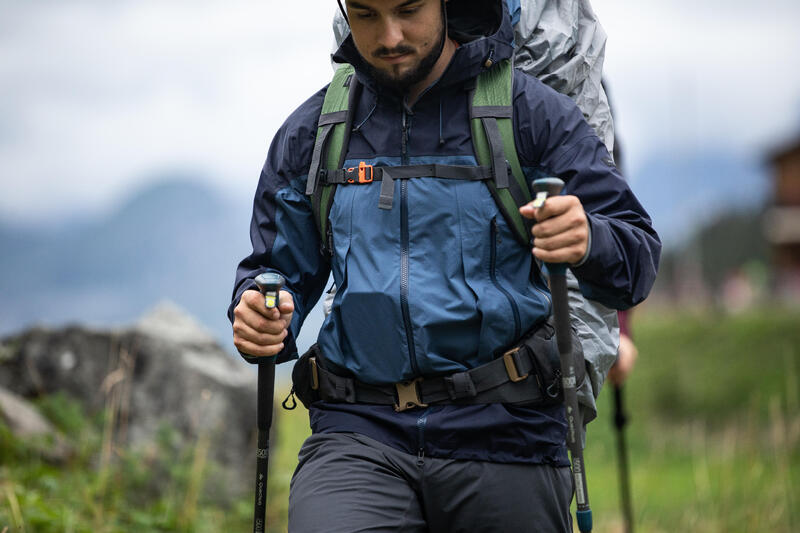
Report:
0,177,253,349
628,149,770,248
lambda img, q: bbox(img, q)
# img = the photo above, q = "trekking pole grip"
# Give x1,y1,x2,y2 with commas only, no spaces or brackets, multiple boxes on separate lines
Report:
531,178,593,532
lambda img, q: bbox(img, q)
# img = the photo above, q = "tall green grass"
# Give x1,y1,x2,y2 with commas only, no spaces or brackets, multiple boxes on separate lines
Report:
1,307,798,532
583,307,800,532
0,391,255,532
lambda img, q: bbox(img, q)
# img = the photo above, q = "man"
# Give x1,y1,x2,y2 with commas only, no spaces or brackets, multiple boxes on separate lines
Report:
229,0,660,531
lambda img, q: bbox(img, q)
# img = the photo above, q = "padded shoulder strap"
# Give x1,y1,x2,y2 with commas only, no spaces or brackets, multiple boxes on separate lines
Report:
470,59,532,247
308,64,357,255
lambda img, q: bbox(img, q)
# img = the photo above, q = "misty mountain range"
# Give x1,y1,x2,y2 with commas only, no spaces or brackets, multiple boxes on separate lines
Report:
0,149,771,349
0,178,255,350
630,149,769,246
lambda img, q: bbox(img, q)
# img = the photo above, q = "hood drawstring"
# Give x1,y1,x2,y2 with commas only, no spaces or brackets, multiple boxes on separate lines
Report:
352,98,378,136
484,48,495,69
438,97,445,147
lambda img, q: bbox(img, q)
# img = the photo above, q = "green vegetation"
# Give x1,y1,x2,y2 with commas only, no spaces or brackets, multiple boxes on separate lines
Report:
2,307,798,532
0,392,254,532
584,307,799,532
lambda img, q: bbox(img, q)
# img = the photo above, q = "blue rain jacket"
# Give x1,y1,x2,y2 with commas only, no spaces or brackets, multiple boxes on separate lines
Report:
229,0,660,464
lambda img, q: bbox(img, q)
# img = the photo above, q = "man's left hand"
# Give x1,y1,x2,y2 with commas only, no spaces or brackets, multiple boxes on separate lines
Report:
519,195,589,265
607,333,638,386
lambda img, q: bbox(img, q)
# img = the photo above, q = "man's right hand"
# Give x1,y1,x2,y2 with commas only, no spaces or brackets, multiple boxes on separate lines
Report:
232,289,294,358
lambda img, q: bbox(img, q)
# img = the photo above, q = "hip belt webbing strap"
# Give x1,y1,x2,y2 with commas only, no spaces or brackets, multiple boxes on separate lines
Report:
306,343,559,412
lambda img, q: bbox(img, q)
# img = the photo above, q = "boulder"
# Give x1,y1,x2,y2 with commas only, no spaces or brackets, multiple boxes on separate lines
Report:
0,301,260,499
0,385,72,463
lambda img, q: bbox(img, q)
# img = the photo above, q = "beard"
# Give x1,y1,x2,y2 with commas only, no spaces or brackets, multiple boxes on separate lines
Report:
364,23,447,93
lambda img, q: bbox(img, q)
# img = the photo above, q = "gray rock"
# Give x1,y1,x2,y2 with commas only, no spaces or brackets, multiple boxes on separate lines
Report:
0,385,53,436
0,301,261,500
0,385,72,463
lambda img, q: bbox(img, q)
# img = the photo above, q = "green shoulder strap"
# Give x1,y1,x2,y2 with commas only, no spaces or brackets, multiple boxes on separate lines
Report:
470,59,533,247
306,63,358,255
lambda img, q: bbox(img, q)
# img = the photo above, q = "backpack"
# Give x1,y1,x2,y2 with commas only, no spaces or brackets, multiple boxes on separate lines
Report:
322,1,620,427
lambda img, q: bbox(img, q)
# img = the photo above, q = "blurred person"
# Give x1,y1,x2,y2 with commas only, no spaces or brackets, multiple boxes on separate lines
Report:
608,310,638,385
601,84,639,388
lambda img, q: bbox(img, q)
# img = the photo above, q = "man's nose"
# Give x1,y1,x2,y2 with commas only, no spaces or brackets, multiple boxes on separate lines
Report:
377,17,404,50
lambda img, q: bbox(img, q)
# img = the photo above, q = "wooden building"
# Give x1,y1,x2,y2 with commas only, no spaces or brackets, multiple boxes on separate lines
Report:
766,137,800,299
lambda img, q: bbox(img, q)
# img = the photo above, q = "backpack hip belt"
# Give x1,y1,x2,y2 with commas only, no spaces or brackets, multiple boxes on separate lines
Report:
289,321,581,413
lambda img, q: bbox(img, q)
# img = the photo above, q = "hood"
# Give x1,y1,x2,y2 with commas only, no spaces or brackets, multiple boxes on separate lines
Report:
332,0,514,95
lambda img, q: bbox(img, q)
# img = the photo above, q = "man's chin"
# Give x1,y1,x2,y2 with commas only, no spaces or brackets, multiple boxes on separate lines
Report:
365,52,436,92
370,67,418,91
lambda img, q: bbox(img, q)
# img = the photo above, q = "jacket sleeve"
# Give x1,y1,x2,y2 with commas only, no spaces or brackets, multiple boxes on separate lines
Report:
227,87,331,363
513,74,661,310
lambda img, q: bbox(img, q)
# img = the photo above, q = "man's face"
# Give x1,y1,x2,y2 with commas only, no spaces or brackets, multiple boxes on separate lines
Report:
345,0,445,91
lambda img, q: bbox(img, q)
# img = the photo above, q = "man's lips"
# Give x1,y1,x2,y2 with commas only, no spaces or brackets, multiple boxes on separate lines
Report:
379,53,411,64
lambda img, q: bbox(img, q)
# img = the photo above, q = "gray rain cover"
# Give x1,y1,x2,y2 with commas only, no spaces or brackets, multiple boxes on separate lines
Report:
331,0,619,426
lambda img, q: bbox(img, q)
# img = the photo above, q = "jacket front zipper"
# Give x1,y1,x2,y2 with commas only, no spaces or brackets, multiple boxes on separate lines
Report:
416,408,430,467
400,106,420,375
490,217,521,342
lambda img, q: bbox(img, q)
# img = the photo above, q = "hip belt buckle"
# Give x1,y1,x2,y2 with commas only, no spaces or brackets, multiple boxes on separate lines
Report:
394,377,428,412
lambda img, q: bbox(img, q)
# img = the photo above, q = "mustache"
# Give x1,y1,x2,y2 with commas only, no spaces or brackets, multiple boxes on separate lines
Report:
373,45,415,58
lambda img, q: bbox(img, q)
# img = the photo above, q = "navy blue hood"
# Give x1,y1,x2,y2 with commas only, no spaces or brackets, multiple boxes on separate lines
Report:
332,0,514,95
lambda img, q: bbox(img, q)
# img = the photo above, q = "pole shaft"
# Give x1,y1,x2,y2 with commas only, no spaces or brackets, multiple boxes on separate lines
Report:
253,360,276,533
550,271,592,531
613,385,634,533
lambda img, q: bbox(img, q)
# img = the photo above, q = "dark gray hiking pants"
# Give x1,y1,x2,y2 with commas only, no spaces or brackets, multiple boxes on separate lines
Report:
289,432,573,532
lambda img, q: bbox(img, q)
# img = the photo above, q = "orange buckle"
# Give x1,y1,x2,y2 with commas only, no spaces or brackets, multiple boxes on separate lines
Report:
358,161,373,183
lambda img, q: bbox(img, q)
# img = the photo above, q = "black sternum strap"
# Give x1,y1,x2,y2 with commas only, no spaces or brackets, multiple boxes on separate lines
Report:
324,164,494,184
321,163,496,210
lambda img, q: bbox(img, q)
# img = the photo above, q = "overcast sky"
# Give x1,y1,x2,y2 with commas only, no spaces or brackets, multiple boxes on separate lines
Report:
1,0,799,223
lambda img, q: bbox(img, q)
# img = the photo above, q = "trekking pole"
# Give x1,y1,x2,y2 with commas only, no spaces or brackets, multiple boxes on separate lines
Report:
613,384,634,533
532,177,592,532
252,272,285,533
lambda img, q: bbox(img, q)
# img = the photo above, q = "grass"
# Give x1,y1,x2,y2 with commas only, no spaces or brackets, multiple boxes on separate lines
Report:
1,306,798,532
581,307,800,532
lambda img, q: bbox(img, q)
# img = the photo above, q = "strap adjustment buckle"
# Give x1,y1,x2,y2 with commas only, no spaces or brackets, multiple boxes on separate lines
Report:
394,377,428,412
345,161,374,184
358,161,373,183
309,356,320,390
503,347,529,383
